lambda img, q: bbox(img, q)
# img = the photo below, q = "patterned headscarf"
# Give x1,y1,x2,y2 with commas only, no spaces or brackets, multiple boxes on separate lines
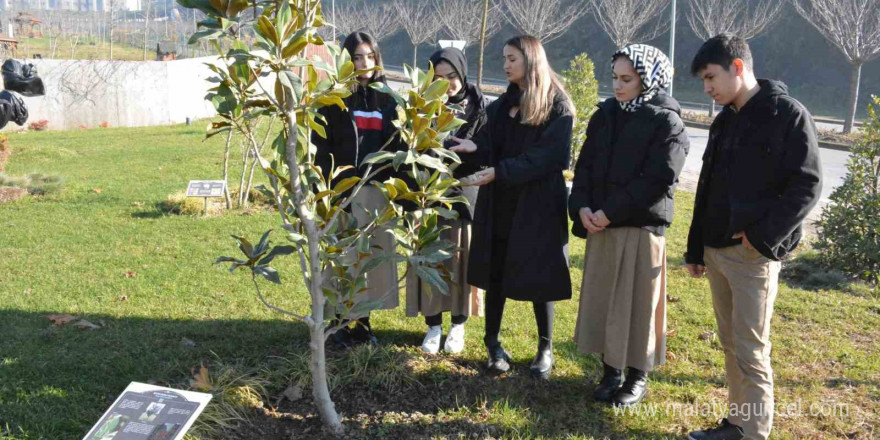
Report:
612,44,673,112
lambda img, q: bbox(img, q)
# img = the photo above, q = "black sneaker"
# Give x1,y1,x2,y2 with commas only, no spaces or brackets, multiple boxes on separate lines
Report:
687,419,744,440
350,321,378,347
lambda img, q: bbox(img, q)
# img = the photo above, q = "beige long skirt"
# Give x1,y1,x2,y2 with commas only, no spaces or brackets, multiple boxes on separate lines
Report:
350,186,400,313
405,218,484,318
574,227,667,372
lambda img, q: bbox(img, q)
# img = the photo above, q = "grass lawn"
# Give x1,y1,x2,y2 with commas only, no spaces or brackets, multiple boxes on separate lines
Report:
16,37,159,61
0,123,877,440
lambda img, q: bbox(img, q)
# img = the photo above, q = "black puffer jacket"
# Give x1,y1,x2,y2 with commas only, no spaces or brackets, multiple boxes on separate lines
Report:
569,93,689,238
685,79,822,263
312,75,398,187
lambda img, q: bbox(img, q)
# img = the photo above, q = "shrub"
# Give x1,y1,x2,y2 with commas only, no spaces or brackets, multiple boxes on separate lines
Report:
815,95,880,285
0,173,63,195
158,191,220,216
562,53,599,170
28,120,49,131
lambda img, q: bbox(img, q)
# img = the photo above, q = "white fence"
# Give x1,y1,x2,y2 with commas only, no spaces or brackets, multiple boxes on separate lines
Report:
5,56,223,131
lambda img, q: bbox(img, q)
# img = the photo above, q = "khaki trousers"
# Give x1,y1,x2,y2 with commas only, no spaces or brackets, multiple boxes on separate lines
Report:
704,245,781,440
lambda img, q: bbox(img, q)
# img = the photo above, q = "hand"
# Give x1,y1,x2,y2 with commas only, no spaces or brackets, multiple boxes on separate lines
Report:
591,210,611,228
470,167,495,186
448,137,477,153
579,207,604,233
732,231,754,251
686,264,706,278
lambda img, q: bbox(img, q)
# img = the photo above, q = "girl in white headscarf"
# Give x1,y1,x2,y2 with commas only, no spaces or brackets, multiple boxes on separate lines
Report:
569,44,689,407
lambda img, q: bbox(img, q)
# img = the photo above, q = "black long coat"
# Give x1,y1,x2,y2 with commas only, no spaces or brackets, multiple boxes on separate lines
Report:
466,88,574,302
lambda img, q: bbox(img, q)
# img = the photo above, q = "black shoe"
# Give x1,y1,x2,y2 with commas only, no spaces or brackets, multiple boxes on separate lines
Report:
330,326,353,349
593,362,624,403
612,367,648,407
529,337,554,379
687,419,744,440
485,342,512,375
350,321,378,347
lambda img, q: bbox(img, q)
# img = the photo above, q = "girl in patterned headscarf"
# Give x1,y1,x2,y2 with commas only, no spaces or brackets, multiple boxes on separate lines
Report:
568,43,688,407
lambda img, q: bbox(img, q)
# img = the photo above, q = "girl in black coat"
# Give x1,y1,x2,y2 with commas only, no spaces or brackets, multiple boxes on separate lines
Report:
569,44,688,407
451,35,574,379
312,32,399,348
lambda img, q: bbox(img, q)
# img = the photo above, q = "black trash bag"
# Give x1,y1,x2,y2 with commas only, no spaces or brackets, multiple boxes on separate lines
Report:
2,59,45,97
0,90,28,129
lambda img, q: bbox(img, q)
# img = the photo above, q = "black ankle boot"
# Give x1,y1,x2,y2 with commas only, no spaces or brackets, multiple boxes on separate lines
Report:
484,338,511,375
612,367,648,407
593,362,624,403
529,337,554,379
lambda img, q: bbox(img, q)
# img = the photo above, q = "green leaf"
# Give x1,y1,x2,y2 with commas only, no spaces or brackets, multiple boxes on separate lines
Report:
253,266,281,284
422,79,449,102
233,235,254,258
259,245,295,265
415,154,450,173
188,29,223,44
362,151,395,165
254,229,272,256
414,265,448,295
332,176,360,195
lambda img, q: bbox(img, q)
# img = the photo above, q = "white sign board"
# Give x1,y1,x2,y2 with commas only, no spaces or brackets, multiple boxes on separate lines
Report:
82,382,212,440
186,180,226,198
439,40,467,51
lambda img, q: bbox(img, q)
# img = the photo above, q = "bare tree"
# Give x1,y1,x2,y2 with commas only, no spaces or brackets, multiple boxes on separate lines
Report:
360,1,400,42
331,0,399,42
792,0,880,133
142,0,153,61
433,0,502,48
686,0,783,116
686,0,782,41
478,0,490,87
393,0,442,69
590,0,671,49
500,0,589,44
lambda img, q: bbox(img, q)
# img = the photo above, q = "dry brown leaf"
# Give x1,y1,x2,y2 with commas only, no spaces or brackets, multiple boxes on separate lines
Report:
90,188,102,194
124,271,137,278
47,314,79,327
23,288,32,295
189,366,212,392
668,296,680,303
115,295,128,302
666,329,677,338
667,351,677,361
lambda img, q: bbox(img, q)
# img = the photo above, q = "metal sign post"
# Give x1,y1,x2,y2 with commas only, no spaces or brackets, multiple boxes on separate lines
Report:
186,180,226,216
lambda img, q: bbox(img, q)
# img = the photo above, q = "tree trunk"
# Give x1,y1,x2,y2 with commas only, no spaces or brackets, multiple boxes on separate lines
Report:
222,130,233,210
308,321,343,436
283,107,345,436
844,62,862,134
709,100,715,118
143,3,150,61
477,0,489,88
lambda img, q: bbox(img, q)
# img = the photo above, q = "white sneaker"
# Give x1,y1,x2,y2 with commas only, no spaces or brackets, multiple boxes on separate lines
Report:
421,325,442,354
444,324,466,354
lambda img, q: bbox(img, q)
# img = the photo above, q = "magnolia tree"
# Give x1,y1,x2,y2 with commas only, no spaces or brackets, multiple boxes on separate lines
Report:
175,0,467,435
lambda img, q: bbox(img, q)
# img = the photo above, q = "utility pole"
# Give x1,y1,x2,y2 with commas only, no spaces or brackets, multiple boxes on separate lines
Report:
668,0,676,96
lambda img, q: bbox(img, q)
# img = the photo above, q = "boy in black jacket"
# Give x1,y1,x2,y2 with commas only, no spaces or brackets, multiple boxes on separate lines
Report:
685,34,822,440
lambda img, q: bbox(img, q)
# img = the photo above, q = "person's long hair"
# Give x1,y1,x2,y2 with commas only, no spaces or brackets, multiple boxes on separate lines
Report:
342,31,385,84
505,35,573,126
